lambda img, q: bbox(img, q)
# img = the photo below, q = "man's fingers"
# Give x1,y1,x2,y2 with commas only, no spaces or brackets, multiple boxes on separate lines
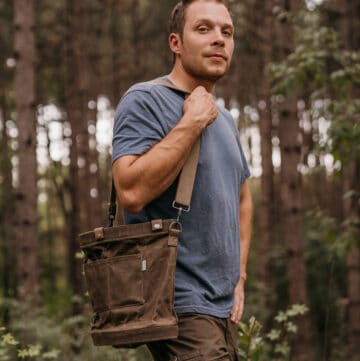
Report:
192,85,207,94
230,302,239,323
231,296,244,323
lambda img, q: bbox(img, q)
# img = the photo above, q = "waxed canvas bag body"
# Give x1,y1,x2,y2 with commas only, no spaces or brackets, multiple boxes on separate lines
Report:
78,79,199,348
79,219,180,347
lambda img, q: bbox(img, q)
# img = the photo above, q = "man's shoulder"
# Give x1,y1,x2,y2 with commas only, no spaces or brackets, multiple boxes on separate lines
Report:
217,103,236,125
123,78,169,99
116,77,183,116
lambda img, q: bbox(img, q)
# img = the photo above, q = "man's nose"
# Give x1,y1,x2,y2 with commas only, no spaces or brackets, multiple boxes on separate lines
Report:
212,28,225,46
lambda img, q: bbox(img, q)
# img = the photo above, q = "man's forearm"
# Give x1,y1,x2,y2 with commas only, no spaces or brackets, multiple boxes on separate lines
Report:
113,114,204,213
239,181,253,283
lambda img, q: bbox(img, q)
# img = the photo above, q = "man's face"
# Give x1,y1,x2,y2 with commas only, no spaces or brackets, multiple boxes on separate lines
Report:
176,0,234,82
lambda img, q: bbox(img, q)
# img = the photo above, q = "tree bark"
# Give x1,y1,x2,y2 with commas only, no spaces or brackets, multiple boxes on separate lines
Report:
278,95,314,360
13,0,40,305
342,161,360,358
336,1,360,355
0,93,15,325
65,0,87,309
256,0,275,317
277,1,314,359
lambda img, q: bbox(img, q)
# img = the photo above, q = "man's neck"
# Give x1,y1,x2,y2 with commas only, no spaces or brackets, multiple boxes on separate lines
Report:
167,64,216,93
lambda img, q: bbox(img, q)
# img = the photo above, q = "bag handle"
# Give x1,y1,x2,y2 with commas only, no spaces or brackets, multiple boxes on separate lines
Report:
109,78,200,227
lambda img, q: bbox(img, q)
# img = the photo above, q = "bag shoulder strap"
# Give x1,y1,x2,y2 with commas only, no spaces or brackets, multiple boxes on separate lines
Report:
109,78,200,226
151,77,190,95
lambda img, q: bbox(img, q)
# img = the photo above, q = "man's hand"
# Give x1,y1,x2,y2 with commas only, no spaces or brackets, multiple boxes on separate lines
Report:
183,86,218,127
230,280,245,323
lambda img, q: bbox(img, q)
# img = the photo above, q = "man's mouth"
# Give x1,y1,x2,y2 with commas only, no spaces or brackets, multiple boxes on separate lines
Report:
206,53,227,61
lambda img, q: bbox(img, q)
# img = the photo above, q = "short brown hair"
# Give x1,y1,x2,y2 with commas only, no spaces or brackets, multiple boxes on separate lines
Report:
169,0,230,36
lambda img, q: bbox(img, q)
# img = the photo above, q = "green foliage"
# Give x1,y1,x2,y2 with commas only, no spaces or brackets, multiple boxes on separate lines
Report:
270,7,360,164
0,326,60,361
238,304,309,361
305,208,345,258
238,317,264,361
269,11,338,95
304,209,350,360
326,100,360,161
0,299,152,361
269,10,360,97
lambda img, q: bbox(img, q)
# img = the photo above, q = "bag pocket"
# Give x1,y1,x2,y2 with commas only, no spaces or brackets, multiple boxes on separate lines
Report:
84,253,144,312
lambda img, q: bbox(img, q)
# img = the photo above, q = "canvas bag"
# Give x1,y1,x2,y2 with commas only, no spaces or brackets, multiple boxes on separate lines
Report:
78,79,200,347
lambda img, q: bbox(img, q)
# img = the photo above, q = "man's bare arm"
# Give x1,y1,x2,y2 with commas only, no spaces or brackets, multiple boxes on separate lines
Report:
112,86,217,213
239,180,253,283
231,180,253,323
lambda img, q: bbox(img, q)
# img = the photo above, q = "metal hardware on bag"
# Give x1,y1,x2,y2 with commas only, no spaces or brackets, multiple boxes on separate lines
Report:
172,201,190,213
168,222,181,246
141,259,147,271
169,220,182,235
172,201,190,226
94,227,105,241
151,219,163,231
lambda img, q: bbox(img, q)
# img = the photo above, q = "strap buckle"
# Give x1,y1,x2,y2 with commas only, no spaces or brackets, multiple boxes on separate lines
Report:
172,201,190,224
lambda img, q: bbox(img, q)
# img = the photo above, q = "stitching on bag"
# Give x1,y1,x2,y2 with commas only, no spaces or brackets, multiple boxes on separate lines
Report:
84,253,142,266
81,231,173,248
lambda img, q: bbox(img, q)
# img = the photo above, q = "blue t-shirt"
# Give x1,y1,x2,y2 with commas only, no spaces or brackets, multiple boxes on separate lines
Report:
112,81,250,318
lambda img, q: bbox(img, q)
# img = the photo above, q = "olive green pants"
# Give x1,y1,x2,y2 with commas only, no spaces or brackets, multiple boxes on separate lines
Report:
147,313,239,361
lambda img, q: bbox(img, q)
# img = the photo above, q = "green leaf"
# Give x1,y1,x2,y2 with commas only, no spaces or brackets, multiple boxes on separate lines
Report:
285,322,298,334
275,311,287,323
267,329,281,341
2,333,19,346
43,349,61,359
274,341,290,356
287,304,309,317
27,344,42,357
238,322,250,335
17,349,29,359
18,345,42,359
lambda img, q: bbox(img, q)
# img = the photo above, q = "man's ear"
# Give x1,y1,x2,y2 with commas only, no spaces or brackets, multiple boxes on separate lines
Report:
169,33,182,55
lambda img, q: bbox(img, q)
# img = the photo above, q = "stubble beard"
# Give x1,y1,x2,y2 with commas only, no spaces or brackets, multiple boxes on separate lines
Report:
182,59,229,84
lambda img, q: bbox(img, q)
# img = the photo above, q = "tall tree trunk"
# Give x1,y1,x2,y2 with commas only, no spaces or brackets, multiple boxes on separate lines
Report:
110,0,126,225
111,0,122,107
13,0,39,305
278,95,313,360
65,0,87,310
277,1,314,359
336,1,360,355
85,4,102,228
256,0,275,318
343,162,360,358
65,0,103,313
0,93,15,325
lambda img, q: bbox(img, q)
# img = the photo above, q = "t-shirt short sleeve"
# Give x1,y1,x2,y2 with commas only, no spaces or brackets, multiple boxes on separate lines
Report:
225,110,251,184
238,136,251,183
112,90,165,163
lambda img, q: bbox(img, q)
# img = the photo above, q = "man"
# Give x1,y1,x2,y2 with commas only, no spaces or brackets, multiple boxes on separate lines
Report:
112,0,253,359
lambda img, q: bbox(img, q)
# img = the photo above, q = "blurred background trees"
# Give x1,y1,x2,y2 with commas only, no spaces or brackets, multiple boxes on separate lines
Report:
0,0,359,360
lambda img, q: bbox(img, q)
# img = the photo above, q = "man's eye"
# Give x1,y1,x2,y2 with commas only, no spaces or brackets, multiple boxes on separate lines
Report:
198,27,208,33
222,30,232,37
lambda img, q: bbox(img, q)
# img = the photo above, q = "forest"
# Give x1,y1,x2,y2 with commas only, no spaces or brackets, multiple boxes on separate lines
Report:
0,0,359,360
